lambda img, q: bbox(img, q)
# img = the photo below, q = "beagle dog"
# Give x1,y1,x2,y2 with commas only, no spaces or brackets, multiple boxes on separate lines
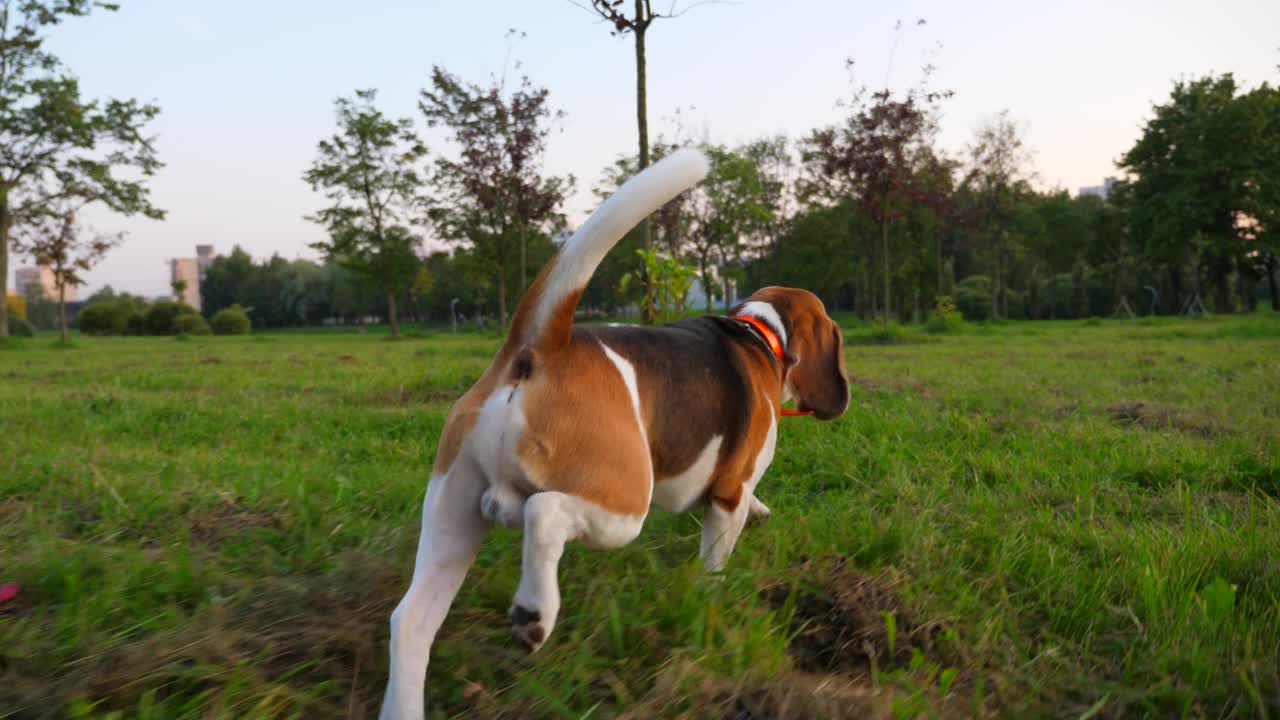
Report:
380,149,849,720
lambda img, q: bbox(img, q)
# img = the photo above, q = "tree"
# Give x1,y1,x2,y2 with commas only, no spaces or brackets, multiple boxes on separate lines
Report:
1117,74,1270,313
14,206,120,343
0,0,163,338
304,89,426,338
802,85,950,322
422,65,570,327
959,111,1035,319
200,245,255,316
577,0,723,322
739,135,796,251
684,145,774,312
1241,82,1279,311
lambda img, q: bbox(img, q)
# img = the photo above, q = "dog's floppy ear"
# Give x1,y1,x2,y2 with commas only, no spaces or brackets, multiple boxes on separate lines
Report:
789,317,849,421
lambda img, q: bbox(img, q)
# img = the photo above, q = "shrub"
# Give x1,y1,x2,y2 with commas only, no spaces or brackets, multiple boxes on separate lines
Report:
925,295,965,334
5,293,26,321
9,315,34,337
173,313,212,335
211,305,251,335
78,301,134,336
143,301,197,336
954,276,993,321
125,312,146,336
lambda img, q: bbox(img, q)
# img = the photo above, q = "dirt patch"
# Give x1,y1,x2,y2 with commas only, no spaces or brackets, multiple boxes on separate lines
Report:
393,384,458,404
620,660,894,720
199,356,224,365
335,354,360,366
1107,401,1218,437
1063,350,1109,361
765,559,943,675
1052,402,1082,420
0,496,33,521
188,498,287,548
851,376,940,400
5,552,401,719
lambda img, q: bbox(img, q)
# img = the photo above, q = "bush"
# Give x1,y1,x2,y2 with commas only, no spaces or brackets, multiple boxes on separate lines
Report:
125,312,146,336
9,315,34,337
173,313,212,335
6,293,26,321
954,276,993,321
143,301,197,336
210,305,252,335
78,301,134,336
925,295,965,334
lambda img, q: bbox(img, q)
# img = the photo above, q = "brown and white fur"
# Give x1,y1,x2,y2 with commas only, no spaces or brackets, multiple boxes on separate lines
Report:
379,149,849,720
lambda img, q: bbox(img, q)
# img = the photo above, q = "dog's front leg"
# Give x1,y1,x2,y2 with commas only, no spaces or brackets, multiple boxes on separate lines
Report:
380,461,489,720
747,493,771,520
700,493,752,572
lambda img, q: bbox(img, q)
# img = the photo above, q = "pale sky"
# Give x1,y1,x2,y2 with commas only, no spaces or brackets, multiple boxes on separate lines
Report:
26,0,1280,297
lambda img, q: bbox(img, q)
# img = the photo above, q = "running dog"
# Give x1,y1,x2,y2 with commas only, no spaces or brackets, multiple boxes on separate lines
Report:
380,148,849,719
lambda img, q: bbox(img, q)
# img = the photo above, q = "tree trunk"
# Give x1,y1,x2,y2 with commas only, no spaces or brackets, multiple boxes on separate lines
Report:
1205,253,1229,313
631,11,657,324
864,263,875,321
1237,260,1253,313
0,190,10,339
999,252,1009,318
880,215,890,324
519,220,528,294
935,231,943,298
723,276,733,314
385,288,400,338
58,284,68,344
1169,266,1182,315
497,265,508,329
1267,254,1280,312
700,260,713,314
990,245,999,320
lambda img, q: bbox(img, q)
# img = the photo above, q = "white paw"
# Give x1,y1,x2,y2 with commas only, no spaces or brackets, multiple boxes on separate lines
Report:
748,495,771,519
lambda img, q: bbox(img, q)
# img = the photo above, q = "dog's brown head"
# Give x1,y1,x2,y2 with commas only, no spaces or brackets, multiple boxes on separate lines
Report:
738,286,849,421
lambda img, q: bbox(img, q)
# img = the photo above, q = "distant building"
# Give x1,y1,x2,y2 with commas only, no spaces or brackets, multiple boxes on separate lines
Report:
14,264,76,302
688,276,737,312
196,245,215,273
1078,177,1117,201
169,245,216,310
170,257,202,310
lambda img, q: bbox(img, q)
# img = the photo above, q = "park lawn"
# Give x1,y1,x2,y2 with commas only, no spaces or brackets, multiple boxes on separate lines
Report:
1,315,1278,719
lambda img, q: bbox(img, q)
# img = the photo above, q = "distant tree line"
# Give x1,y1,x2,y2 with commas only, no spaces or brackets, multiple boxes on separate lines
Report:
37,65,1280,336
277,63,1277,329
196,245,559,329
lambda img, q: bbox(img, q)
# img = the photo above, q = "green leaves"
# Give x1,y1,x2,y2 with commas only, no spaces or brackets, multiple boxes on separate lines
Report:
0,0,162,337
303,89,427,334
1117,74,1279,309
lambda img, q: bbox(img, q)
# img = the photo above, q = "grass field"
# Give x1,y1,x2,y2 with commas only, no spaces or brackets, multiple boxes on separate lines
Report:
2,314,1279,719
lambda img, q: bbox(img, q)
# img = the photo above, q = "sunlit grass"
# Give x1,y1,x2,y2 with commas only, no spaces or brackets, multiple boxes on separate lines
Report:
1,314,1278,718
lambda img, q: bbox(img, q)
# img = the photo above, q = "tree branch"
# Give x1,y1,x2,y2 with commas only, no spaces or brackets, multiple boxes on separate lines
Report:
657,0,738,20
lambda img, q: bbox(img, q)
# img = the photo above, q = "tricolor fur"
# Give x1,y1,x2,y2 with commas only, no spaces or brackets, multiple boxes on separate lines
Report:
380,149,849,720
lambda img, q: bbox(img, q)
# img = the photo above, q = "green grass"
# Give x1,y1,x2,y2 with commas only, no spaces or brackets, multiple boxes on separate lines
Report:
1,314,1279,719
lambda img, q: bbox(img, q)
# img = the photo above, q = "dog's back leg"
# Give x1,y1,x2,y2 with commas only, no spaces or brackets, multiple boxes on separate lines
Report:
509,490,646,653
381,460,489,720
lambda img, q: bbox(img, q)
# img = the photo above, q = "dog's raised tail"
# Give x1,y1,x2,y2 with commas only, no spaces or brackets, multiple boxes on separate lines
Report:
507,147,709,355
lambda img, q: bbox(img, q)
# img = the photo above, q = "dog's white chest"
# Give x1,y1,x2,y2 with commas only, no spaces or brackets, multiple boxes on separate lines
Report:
650,435,723,513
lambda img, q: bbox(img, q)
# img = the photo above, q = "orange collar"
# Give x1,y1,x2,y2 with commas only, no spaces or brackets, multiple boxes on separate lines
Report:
732,313,813,417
